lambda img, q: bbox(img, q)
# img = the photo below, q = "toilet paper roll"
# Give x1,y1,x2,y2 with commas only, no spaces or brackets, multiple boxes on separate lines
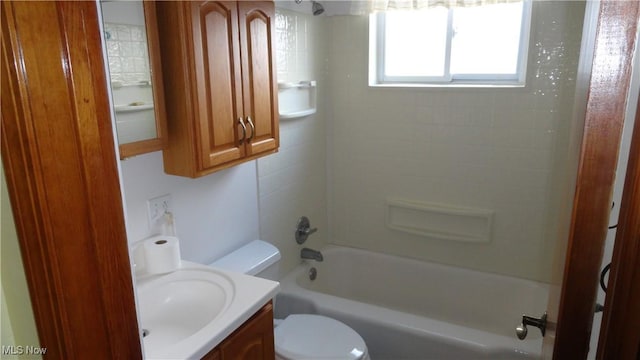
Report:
143,235,182,275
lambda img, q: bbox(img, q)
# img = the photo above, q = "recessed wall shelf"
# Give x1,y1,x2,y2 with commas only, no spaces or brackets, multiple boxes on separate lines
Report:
278,80,317,120
386,198,494,243
114,103,155,113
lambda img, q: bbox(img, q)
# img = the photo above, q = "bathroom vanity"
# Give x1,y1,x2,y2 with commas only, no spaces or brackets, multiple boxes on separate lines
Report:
201,303,275,360
135,261,279,359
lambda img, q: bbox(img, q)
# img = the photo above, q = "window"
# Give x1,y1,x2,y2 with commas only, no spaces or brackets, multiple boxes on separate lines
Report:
369,1,531,86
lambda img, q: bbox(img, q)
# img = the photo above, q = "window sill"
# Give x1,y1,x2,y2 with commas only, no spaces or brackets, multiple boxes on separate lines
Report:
368,82,526,89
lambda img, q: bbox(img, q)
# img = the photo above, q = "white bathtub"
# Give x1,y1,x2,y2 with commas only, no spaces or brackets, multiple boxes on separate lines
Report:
275,245,548,360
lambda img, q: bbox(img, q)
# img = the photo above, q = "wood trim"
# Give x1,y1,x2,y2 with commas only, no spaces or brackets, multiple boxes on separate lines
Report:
597,93,640,359
552,2,640,358
1,6,66,357
155,1,198,177
1,2,142,359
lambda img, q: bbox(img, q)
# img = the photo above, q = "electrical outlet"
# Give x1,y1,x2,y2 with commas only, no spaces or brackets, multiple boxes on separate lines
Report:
147,194,172,227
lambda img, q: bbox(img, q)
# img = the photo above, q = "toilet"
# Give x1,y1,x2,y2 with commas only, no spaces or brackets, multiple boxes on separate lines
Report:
209,240,369,360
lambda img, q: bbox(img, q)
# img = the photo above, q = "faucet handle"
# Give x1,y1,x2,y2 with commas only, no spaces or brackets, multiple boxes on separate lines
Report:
296,216,317,244
303,227,317,236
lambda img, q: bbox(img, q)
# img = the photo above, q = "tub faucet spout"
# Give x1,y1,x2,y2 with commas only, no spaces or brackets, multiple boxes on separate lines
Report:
301,248,323,262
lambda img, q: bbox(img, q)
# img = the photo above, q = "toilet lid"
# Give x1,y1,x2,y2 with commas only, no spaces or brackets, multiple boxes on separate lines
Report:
275,314,367,360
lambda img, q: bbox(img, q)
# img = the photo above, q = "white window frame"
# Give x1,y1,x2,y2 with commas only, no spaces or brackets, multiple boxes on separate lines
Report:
369,0,532,87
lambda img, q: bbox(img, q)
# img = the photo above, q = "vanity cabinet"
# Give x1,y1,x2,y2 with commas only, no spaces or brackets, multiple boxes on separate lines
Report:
202,302,275,360
156,1,279,178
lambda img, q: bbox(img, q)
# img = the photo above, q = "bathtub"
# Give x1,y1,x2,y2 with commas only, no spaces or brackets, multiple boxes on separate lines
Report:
274,245,548,360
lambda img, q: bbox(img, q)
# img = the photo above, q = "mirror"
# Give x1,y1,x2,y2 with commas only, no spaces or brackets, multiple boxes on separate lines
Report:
101,1,167,159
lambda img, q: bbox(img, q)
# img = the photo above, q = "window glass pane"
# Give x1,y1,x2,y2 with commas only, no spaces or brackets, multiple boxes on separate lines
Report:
384,8,449,77
450,2,524,75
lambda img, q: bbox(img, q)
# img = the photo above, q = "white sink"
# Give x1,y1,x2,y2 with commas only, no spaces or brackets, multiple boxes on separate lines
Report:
137,268,234,351
135,261,279,360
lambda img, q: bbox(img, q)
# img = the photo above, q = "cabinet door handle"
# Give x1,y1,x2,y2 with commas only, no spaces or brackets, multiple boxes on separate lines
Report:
247,116,255,142
238,117,247,144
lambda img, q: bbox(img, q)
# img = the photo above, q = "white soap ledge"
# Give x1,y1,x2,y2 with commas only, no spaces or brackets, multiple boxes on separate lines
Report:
278,80,317,120
385,198,494,243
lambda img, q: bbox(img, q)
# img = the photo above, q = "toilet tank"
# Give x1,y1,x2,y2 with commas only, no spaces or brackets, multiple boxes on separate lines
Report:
210,240,281,280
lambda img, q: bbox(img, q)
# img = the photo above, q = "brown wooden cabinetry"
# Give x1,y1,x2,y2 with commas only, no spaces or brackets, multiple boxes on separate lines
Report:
156,1,279,178
202,302,275,360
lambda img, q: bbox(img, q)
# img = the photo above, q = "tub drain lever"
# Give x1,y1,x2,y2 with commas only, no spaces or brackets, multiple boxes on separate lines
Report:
516,312,547,340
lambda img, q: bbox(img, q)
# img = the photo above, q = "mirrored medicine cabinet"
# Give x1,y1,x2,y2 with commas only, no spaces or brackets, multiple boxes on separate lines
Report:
101,0,167,159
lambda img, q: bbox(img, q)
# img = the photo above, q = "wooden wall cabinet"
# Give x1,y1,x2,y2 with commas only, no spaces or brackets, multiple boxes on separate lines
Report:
157,1,279,177
202,302,275,360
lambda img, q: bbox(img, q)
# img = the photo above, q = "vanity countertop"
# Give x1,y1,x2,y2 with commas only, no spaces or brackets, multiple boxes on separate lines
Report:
135,260,280,360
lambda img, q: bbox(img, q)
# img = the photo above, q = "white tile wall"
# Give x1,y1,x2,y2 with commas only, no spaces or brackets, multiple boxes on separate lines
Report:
115,1,585,283
257,8,328,278
104,22,151,84
325,1,585,282
101,1,151,85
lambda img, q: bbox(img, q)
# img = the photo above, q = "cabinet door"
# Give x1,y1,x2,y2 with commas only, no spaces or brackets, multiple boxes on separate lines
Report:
201,348,221,360
238,1,279,157
191,1,246,169
219,303,275,360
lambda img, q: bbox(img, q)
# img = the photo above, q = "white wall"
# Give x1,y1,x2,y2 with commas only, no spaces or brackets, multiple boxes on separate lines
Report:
1,164,41,358
257,7,329,278
325,1,585,282
119,152,260,267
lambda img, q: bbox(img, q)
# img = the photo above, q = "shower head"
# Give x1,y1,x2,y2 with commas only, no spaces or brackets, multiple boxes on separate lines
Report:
312,1,324,16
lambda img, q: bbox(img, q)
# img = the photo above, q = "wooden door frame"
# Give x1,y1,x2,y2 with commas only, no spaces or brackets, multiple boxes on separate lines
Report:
0,1,637,359
1,2,142,359
548,1,639,358
597,94,640,359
